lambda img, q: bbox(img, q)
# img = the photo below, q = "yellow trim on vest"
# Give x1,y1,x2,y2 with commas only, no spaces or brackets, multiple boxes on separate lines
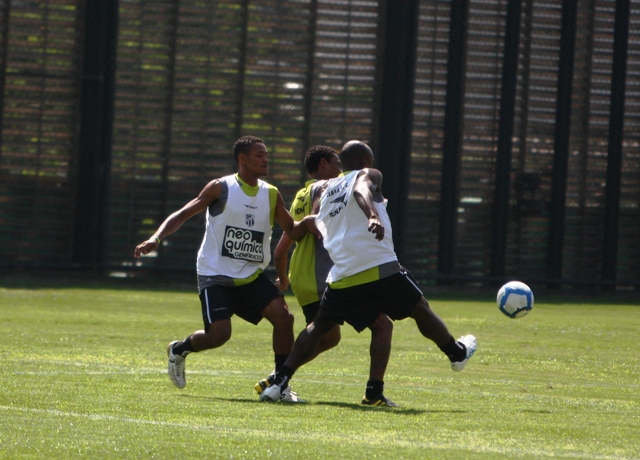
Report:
328,265,380,289
235,174,259,196
268,186,277,227
232,269,262,286
234,174,277,226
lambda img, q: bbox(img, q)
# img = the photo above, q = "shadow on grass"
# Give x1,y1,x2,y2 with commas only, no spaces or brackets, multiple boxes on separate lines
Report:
314,401,468,415
177,394,260,404
175,394,467,415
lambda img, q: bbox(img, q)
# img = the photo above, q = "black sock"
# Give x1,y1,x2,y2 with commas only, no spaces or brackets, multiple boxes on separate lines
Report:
439,336,466,362
172,336,195,357
273,365,295,388
365,379,384,399
274,354,289,372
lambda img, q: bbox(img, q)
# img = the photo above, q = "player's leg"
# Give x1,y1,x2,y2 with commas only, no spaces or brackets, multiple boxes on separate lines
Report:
302,301,341,358
261,295,295,356
166,286,234,389
409,296,454,347
287,313,337,369
255,300,340,396
409,296,477,371
361,313,397,407
367,314,392,382
259,313,338,402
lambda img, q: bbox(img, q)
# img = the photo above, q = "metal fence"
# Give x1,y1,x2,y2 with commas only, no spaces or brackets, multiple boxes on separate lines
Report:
0,0,638,290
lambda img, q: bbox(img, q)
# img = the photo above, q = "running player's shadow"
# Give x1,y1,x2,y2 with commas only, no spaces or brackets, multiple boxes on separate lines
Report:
178,395,467,414
177,394,263,404
315,401,431,415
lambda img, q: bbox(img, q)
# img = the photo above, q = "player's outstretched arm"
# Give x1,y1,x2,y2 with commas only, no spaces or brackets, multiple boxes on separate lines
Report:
133,179,222,258
353,168,384,241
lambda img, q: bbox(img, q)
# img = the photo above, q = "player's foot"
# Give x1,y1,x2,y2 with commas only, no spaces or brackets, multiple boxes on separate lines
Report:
254,372,275,395
281,386,306,403
259,385,306,403
259,384,282,402
450,334,477,372
361,394,398,407
167,340,186,388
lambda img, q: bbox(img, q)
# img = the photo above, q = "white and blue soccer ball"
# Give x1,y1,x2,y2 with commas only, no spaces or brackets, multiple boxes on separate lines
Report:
497,281,534,319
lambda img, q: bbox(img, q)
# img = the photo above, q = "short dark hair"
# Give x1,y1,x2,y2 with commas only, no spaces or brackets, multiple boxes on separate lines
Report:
233,136,264,163
304,145,337,175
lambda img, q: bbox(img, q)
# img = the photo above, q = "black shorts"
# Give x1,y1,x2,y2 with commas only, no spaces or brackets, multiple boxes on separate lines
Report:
319,269,423,332
199,273,281,328
301,300,321,325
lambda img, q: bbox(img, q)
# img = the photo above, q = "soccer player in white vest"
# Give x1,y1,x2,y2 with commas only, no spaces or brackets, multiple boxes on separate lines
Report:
254,145,395,405
134,136,314,402
259,140,477,405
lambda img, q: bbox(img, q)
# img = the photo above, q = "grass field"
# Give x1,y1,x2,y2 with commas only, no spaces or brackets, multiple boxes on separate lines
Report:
1,279,639,459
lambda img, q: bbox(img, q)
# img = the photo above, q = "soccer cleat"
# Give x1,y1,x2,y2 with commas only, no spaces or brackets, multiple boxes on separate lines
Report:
254,373,275,395
259,385,306,403
450,334,477,372
166,340,186,389
361,394,398,407
259,384,282,402
281,386,306,403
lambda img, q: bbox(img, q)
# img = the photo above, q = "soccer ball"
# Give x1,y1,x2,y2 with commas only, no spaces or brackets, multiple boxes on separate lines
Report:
497,281,533,318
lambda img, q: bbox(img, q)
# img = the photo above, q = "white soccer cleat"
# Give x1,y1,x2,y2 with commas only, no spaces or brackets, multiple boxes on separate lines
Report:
259,384,306,403
167,340,186,388
259,384,282,402
451,334,477,372
281,386,306,403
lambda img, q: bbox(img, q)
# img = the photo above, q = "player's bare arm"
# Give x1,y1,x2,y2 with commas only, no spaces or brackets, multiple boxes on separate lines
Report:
274,191,318,241
273,232,295,290
133,179,222,258
353,168,385,241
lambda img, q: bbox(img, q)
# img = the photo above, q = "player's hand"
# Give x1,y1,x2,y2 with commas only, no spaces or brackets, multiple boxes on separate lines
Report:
275,276,290,291
303,214,322,239
133,239,159,258
368,215,384,240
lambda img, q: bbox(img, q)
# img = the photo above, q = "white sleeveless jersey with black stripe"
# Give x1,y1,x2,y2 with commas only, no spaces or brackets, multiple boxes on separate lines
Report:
196,174,272,278
316,170,397,283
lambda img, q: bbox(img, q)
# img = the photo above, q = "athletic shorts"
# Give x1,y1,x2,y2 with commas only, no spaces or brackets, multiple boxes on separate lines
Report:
301,300,321,325
319,268,423,332
198,273,281,328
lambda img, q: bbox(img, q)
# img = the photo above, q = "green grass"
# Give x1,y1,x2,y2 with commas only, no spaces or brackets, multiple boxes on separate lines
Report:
1,282,639,459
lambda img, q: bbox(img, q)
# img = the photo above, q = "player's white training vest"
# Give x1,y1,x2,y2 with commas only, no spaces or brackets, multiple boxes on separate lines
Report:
316,170,397,283
196,175,272,278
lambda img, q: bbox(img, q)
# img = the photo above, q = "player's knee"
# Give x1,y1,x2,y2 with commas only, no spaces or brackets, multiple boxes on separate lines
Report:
311,313,339,335
263,297,294,323
369,314,393,335
205,321,232,345
272,308,294,329
410,297,432,320
323,326,341,349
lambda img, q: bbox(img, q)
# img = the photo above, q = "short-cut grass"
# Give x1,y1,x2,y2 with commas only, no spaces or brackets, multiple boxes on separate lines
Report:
1,280,639,459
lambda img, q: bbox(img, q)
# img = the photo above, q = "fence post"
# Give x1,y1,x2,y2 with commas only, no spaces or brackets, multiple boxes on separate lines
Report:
547,0,578,287
602,0,630,290
491,0,523,284
437,0,469,284
373,0,420,261
72,0,120,269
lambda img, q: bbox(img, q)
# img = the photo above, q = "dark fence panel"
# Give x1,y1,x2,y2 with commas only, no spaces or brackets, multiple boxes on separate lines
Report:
0,1,84,268
1,0,639,290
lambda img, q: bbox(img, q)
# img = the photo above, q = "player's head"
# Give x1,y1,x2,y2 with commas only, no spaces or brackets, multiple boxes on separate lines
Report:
233,136,265,164
339,140,374,170
304,145,340,176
